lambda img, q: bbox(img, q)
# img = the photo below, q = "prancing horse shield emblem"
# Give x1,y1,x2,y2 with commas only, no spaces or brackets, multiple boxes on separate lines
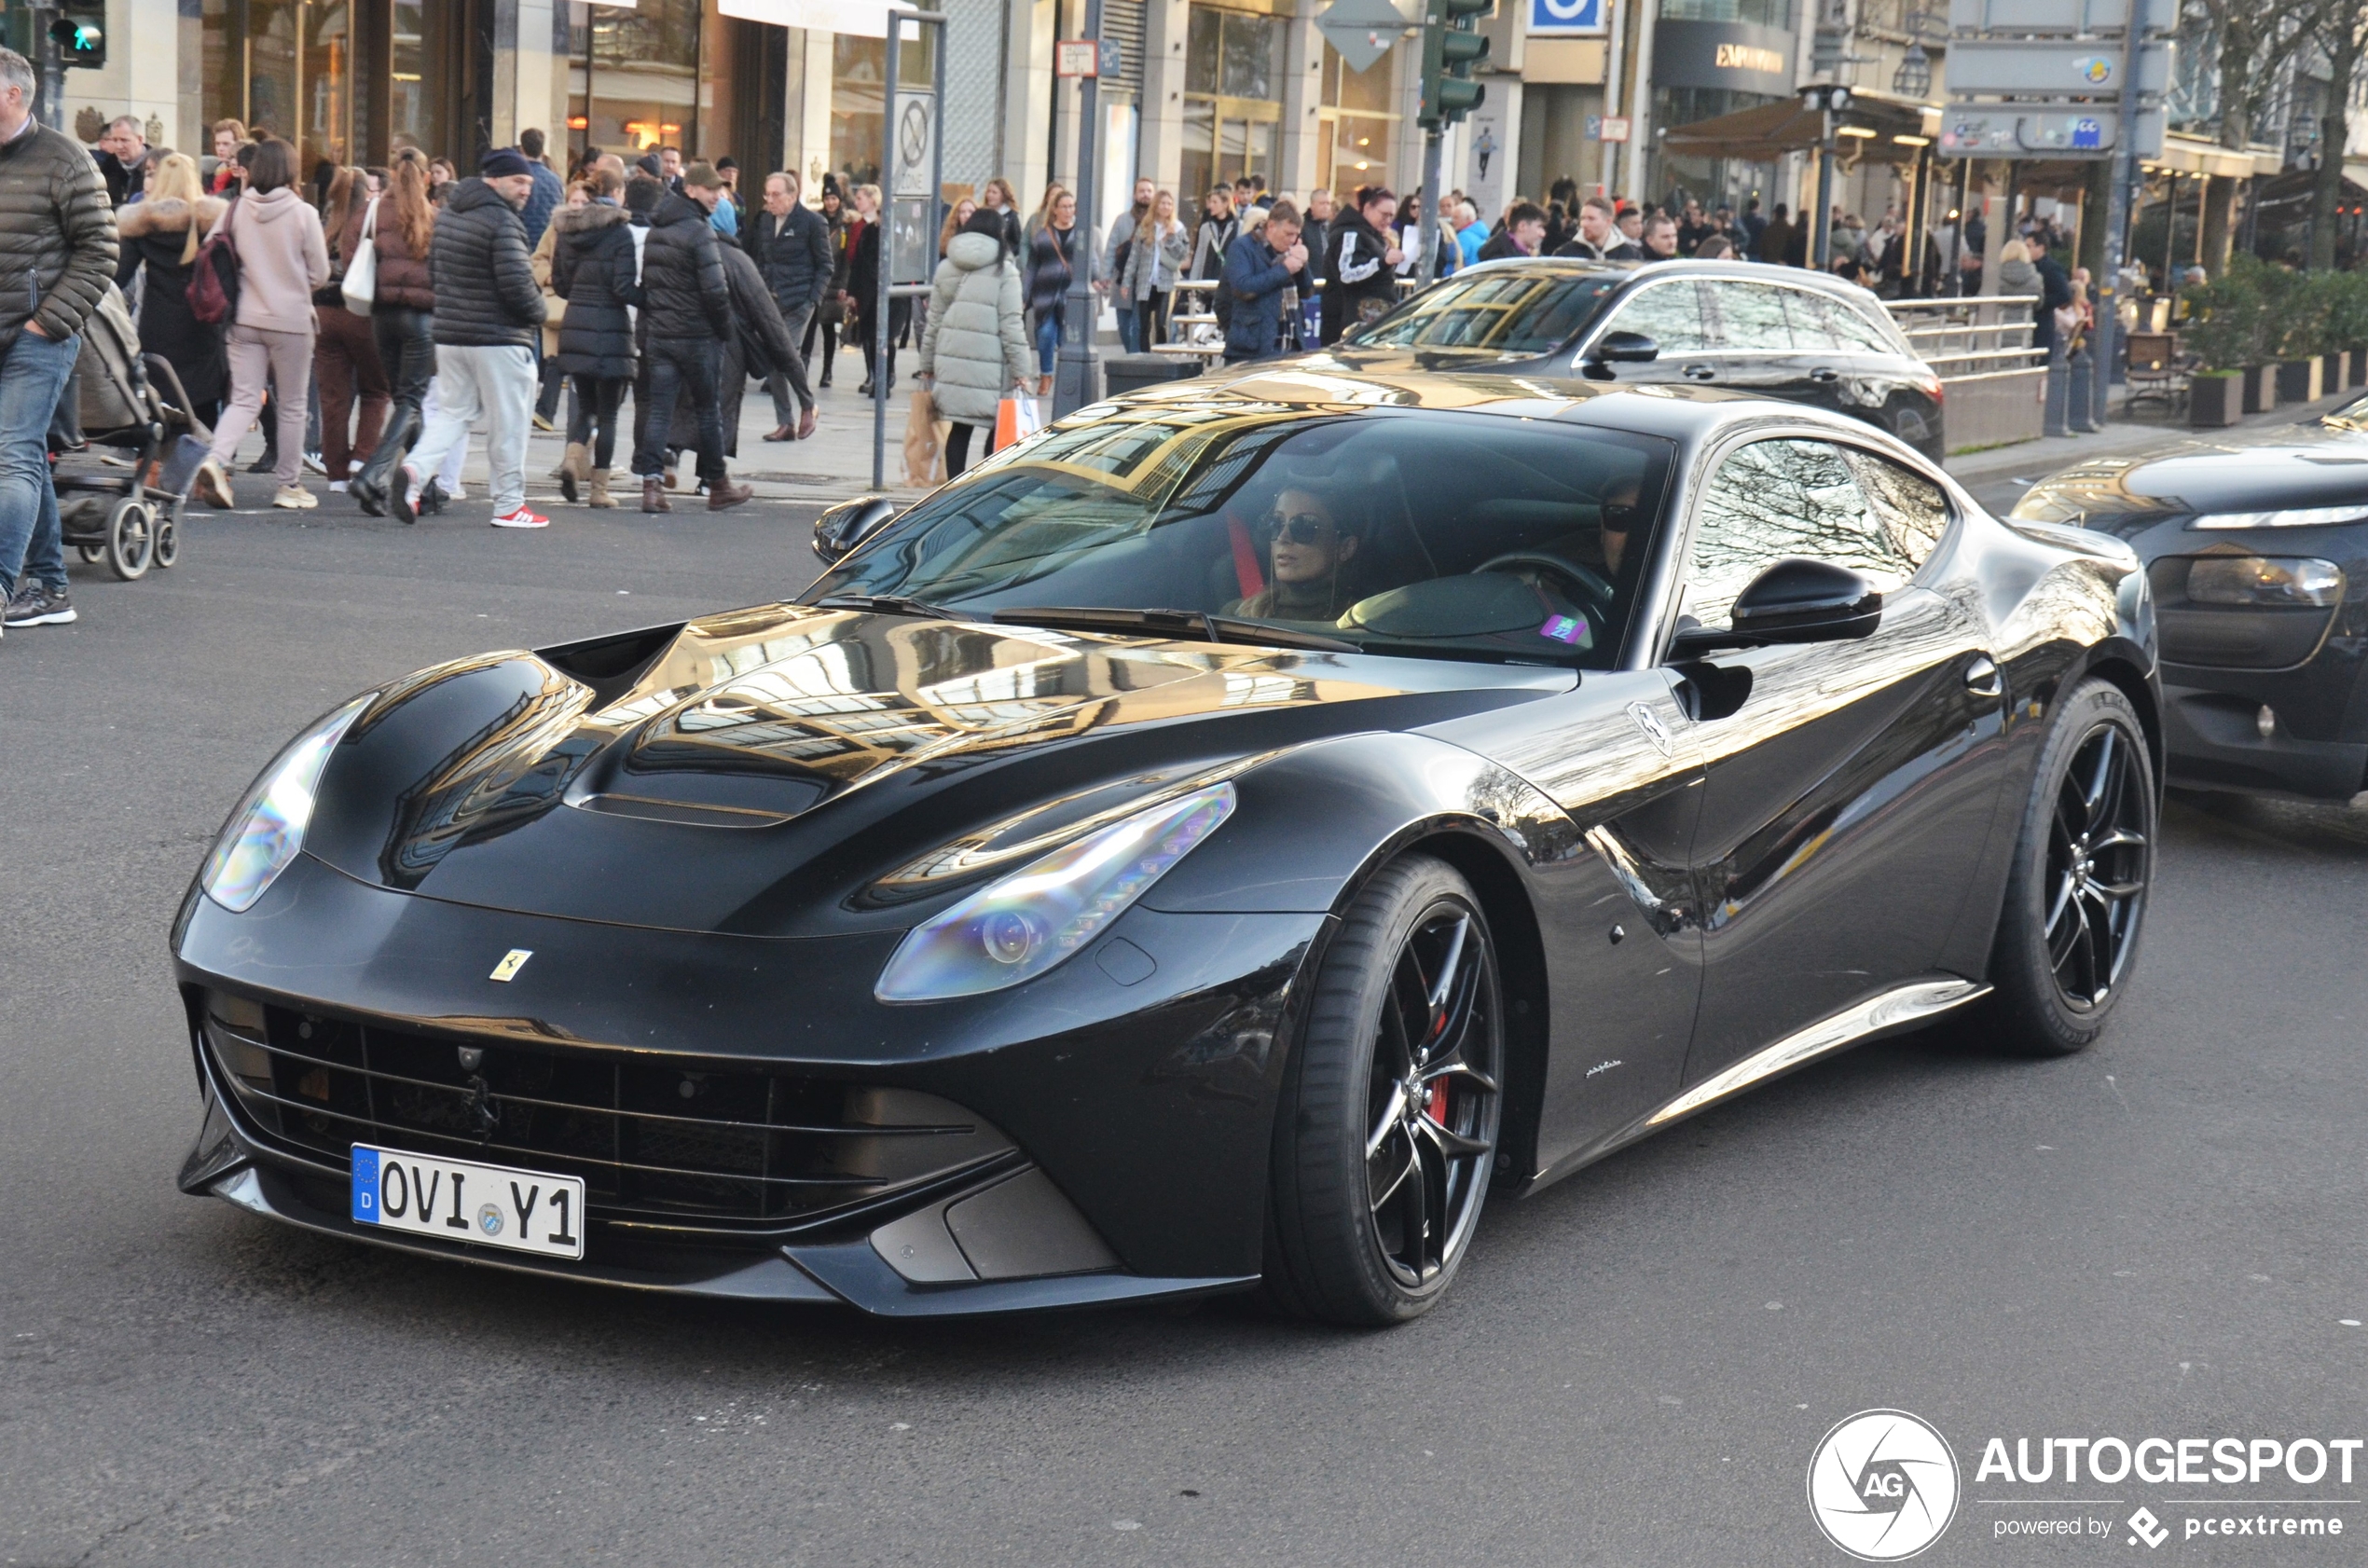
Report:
1626,701,1674,757
489,949,533,983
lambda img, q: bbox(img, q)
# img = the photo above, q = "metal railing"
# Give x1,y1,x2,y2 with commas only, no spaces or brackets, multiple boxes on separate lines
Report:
1886,295,2045,383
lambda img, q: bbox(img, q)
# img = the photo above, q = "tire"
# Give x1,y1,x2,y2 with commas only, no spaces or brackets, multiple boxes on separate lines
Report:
153,503,181,570
1986,678,2156,1055
106,499,155,581
1264,855,1506,1326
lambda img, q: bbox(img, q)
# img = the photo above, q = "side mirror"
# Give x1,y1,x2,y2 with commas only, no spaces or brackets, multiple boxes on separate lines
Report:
812,495,898,564
1669,558,1883,656
1581,330,1659,378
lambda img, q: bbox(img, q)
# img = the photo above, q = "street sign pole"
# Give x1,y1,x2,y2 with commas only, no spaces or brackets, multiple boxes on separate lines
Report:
1054,0,1104,418
31,5,62,125
874,20,898,491
1417,129,1445,286
2092,0,2144,429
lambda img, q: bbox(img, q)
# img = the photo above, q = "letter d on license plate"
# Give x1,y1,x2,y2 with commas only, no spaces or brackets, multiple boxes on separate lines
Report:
350,1144,586,1260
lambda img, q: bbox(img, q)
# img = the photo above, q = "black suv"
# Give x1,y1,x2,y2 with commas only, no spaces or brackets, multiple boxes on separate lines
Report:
1305,257,1947,461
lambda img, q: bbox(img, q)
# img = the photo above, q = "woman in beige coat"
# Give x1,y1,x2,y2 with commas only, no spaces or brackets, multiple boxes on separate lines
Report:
916,209,1032,476
205,137,330,509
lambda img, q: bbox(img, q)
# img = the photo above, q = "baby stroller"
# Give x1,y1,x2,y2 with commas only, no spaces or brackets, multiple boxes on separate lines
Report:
53,282,211,581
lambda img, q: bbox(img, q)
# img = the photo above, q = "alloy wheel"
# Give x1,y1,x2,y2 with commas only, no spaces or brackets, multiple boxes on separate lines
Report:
1363,901,1503,1289
2043,724,2150,1011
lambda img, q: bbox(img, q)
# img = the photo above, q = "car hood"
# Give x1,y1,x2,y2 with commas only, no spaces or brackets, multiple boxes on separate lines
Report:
2013,421,2368,537
1281,344,1552,377
297,603,1569,937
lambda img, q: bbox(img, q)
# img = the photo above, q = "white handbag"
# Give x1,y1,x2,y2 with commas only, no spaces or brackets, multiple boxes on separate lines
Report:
340,196,379,316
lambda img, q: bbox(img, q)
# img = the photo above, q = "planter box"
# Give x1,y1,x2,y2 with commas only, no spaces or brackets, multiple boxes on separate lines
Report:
2277,358,2323,405
2325,353,2349,397
2242,364,2279,414
2191,374,2243,427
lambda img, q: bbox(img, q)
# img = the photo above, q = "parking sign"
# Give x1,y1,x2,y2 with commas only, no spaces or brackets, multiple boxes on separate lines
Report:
1529,0,1606,34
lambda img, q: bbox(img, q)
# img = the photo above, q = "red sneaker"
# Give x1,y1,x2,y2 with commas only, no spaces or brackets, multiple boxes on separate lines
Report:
489,506,550,530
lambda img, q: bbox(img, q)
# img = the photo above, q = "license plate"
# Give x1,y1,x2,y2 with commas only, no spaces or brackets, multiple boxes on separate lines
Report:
350,1144,585,1260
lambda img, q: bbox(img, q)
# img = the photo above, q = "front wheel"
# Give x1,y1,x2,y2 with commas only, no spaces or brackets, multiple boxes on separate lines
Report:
1264,855,1505,1326
1986,678,2156,1054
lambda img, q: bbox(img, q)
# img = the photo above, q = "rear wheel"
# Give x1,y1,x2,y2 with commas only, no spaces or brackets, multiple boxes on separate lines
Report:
1264,855,1505,1326
1987,678,2155,1054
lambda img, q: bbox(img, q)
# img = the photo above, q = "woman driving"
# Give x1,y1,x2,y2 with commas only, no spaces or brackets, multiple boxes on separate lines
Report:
1229,488,1365,622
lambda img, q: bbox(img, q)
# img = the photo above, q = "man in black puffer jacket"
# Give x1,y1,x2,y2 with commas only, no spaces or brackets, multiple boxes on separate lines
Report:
403,149,548,529
0,47,116,636
631,162,750,513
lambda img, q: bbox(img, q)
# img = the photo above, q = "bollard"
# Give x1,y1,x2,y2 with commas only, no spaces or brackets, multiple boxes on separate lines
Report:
2044,338,2071,437
2069,350,2100,433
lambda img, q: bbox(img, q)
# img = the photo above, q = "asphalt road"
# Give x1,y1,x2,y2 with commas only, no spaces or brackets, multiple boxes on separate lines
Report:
5,487,2366,1568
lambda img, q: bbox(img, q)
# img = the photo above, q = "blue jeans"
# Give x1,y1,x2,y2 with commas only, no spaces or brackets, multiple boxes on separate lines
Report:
1034,310,1062,377
0,327,77,594
1115,297,1141,354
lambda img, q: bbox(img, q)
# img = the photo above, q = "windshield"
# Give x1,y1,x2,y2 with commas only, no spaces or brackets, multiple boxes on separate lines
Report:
2324,393,2368,430
811,406,1676,669
1343,270,1618,354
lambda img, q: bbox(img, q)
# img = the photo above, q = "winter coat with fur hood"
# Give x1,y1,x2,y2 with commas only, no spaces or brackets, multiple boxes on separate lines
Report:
116,195,228,406
917,229,1030,427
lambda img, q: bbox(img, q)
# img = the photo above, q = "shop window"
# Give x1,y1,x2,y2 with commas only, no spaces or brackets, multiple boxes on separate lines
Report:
1316,41,1397,199
1180,4,1282,204
580,0,701,158
1658,0,1795,26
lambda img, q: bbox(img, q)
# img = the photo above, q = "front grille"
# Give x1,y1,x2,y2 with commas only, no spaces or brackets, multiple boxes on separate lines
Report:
197,991,1012,1229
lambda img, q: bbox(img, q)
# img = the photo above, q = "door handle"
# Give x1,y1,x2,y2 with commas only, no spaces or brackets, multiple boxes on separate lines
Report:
1808,366,1840,383
1964,655,2003,700
1683,364,1717,380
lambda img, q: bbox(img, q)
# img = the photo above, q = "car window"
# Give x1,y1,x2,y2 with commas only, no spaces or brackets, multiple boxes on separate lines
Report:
1838,448,1950,570
1603,280,1713,352
1350,271,1619,352
1815,295,1902,355
1709,282,1797,352
1684,438,1921,629
815,408,1680,669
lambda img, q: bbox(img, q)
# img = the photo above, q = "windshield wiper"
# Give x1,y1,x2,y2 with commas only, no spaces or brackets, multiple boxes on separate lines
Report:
810,593,959,619
992,605,1357,653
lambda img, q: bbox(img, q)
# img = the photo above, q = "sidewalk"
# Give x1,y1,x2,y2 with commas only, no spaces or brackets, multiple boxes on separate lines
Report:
1942,384,2360,497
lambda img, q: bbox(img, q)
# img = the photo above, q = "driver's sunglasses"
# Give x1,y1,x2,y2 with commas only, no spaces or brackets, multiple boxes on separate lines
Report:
1601,502,1637,531
1265,512,1338,544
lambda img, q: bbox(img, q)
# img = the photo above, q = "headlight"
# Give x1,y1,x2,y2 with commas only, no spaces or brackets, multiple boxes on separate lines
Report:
2185,556,2345,608
201,695,375,912
2190,505,2368,530
874,783,1236,1003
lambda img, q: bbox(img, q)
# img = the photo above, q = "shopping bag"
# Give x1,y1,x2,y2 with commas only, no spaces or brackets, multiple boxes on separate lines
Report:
340,197,379,316
994,392,1044,450
902,388,943,487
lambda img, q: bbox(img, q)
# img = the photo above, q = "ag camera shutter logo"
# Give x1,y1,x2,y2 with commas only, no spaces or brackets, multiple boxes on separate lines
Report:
1808,1410,1961,1561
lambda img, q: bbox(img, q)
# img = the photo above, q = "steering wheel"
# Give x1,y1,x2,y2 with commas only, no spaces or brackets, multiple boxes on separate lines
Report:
1473,551,1617,611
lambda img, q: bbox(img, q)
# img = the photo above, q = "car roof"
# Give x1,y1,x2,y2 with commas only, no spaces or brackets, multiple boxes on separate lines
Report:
1092,364,1925,457
1444,254,1892,310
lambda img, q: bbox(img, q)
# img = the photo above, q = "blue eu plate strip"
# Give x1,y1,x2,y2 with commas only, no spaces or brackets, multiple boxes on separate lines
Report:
350,1145,380,1225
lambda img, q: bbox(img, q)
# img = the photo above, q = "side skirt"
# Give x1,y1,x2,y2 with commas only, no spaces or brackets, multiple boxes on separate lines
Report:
1521,975,1990,1192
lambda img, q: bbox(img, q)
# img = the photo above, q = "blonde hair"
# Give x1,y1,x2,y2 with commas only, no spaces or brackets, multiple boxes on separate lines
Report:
145,152,206,264
2001,238,2031,264
982,176,1018,212
1135,188,1175,250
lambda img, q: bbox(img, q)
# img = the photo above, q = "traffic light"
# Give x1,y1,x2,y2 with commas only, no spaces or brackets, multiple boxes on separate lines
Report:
1418,0,1491,128
50,3,105,70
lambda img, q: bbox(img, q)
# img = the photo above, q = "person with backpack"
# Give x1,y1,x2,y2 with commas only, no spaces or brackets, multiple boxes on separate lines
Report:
396,149,547,529
0,46,117,637
198,136,329,512
115,152,227,433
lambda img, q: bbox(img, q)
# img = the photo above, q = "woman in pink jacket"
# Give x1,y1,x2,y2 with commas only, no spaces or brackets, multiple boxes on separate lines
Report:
200,136,329,510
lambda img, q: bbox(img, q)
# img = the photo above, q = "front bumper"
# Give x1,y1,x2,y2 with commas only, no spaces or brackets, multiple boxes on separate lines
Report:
2162,669,2368,800
172,854,1320,1314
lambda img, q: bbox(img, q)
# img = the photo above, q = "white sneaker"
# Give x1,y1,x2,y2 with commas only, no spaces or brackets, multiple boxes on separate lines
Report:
490,505,549,530
446,481,469,502
328,480,349,493
273,485,318,510
303,451,328,475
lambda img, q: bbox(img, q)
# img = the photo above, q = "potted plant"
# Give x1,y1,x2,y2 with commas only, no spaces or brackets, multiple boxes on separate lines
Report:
2321,269,2368,392
2270,265,2329,405
2181,263,2257,427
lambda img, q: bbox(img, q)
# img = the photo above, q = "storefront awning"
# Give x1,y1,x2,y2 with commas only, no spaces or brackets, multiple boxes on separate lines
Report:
2140,133,2279,180
1660,90,1941,165
716,0,921,36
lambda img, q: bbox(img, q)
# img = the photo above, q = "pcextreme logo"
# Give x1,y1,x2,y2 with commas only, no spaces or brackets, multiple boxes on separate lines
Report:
1808,1410,1962,1561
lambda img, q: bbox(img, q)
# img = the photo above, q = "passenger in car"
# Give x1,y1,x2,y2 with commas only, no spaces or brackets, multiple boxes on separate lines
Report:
1228,488,1367,621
